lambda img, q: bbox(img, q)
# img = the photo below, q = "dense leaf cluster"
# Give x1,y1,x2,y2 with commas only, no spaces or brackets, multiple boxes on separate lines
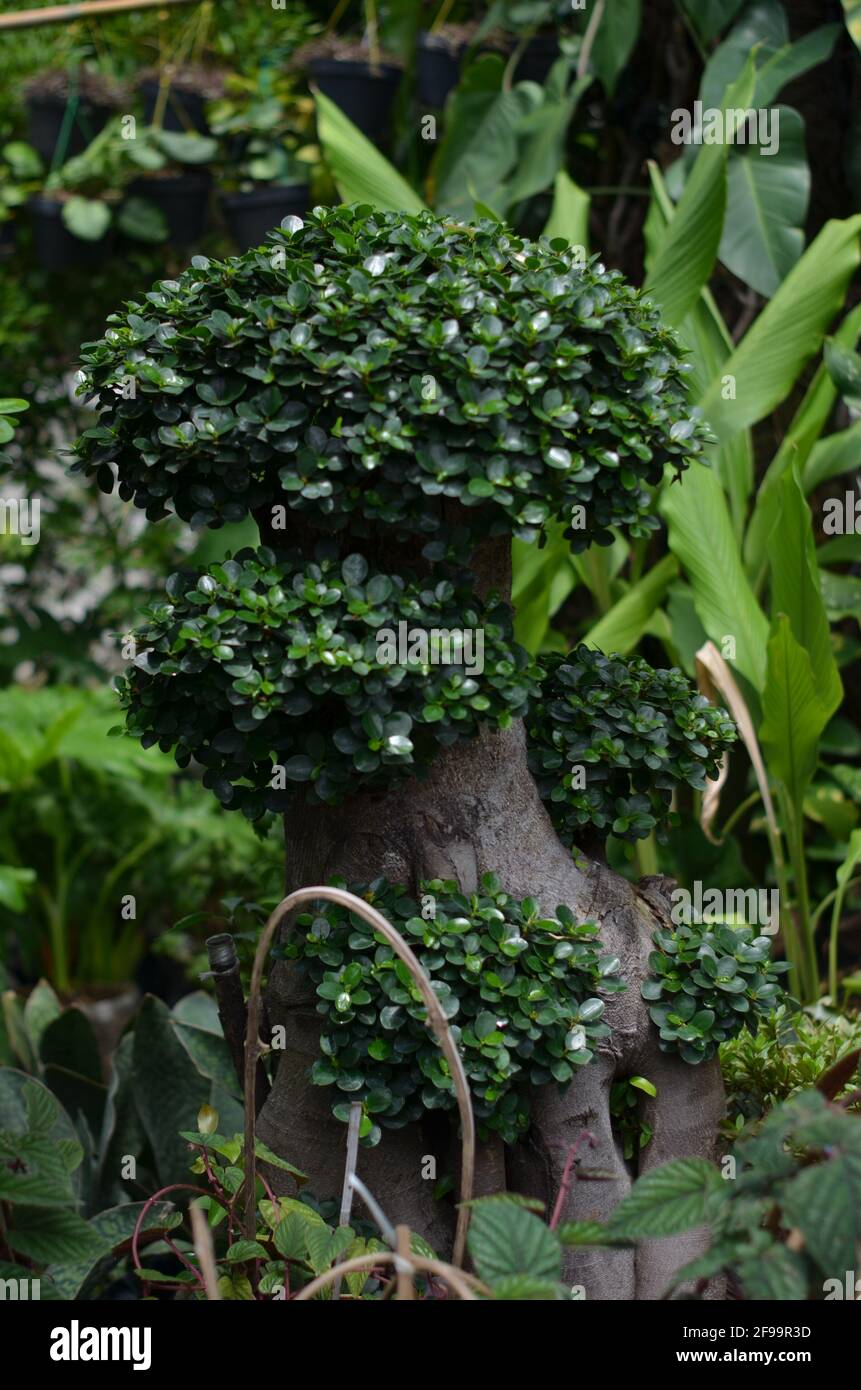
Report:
72,204,704,548
282,874,625,1144
119,544,537,817
527,645,736,843
641,920,792,1064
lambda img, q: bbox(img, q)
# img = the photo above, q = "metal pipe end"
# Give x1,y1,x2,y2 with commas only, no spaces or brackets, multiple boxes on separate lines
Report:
206,932,238,973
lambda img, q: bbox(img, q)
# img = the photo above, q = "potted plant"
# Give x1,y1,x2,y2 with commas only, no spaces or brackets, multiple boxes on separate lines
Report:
73,206,735,1295
416,3,506,108
297,3,404,142
0,141,43,254
126,127,218,246
22,68,124,165
209,83,311,252
27,120,182,272
137,64,227,135
495,0,577,84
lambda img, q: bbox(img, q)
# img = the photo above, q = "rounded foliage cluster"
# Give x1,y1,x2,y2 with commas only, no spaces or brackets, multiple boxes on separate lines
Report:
281,874,625,1145
641,920,792,1064
527,645,736,844
120,544,536,817
73,204,704,549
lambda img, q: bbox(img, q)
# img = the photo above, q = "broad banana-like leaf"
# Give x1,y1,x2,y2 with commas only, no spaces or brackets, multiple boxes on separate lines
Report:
802,421,861,494
588,0,642,96
543,170,590,251
677,0,746,45
644,59,755,327
512,530,577,654
584,554,678,656
700,2,838,110
503,71,590,211
661,461,769,692
433,56,534,219
313,91,426,213
769,469,843,719
744,300,861,580
644,161,753,530
840,0,861,54
717,106,809,297
829,826,861,998
759,615,831,811
699,215,861,442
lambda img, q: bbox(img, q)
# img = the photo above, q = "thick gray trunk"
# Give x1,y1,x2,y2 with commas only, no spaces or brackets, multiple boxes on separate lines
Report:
257,537,724,1299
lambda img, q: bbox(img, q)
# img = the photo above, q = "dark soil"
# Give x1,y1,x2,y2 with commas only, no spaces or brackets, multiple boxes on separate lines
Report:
293,36,405,69
138,64,228,99
23,68,125,105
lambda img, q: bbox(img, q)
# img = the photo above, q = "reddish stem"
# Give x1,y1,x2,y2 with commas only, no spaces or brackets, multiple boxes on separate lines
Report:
131,1184,212,1271
549,1129,595,1231
164,1234,207,1290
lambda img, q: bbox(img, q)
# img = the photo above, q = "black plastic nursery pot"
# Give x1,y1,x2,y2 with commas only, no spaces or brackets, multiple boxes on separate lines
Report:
26,95,113,164
221,183,311,253
309,58,402,141
29,196,113,272
513,33,562,84
129,172,211,245
138,79,210,134
416,31,464,108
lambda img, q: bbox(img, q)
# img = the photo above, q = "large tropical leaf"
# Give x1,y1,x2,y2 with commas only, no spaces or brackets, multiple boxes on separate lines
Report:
842,0,861,54
661,461,769,692
45,1200,180,1300
543,169,590,251
699,215,861,442
313,92,426,213
584,555,678,656
744,300,861,579
502,70,590,211
769,470,842,719
718,106,809,296
677,0,747,44
803,421,861,494
759,616,831,810
753,21,839,107
645,161,753,529
433,55,533,218
588,0,641,96
701,1,838,110
644,60,755,327
512,528,577,654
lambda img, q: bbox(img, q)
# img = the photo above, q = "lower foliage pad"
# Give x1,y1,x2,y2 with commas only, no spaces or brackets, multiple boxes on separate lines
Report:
279,874,625,1145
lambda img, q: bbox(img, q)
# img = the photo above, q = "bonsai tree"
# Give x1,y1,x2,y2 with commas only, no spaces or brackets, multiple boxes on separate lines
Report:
73,204,741,1299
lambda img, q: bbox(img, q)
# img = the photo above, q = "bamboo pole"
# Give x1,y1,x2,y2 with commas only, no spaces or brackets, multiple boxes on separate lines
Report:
0,0,199,33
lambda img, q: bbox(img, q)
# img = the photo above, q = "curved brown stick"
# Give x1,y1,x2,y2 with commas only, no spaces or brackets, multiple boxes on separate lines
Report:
293,1250,487,1301
243,885,476,1266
